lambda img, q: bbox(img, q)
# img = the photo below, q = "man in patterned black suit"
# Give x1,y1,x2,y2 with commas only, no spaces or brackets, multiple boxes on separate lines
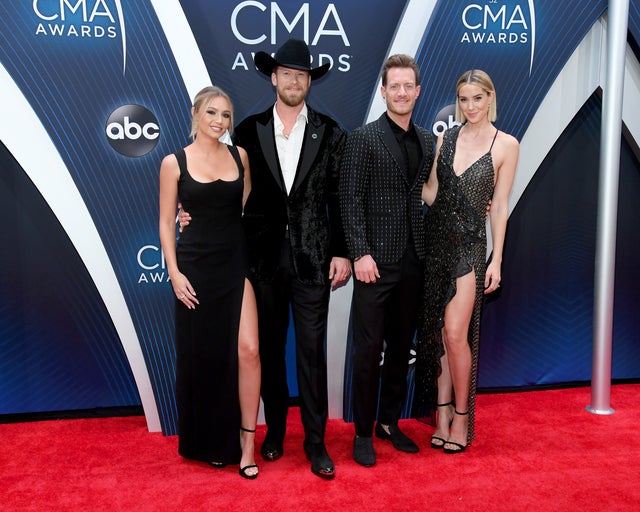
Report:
340,54,434,467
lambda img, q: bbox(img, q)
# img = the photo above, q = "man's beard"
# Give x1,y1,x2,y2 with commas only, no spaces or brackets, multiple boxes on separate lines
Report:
278,87,306,107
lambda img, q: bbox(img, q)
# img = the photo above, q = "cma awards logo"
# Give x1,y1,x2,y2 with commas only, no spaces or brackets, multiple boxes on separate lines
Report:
137,244,169,284
460,1,536,74
32,0,128,74
230,1,352,72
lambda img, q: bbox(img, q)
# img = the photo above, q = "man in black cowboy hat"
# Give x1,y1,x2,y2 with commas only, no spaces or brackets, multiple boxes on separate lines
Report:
245,37,351,480
181,38,350,479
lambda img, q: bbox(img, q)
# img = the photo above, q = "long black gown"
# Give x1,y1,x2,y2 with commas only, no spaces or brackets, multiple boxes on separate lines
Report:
413,124,496,444
174,145,247,463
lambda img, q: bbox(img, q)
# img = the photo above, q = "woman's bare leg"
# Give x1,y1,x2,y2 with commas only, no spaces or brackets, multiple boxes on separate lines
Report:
441,271,475,450
431,349,454,447
239,279,260,475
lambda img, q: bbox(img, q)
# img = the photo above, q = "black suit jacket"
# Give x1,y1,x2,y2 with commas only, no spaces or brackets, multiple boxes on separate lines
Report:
339,114,434,264
234,105,347,285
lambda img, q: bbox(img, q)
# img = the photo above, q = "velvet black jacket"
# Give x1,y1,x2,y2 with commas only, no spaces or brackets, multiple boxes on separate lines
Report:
234,105,348,285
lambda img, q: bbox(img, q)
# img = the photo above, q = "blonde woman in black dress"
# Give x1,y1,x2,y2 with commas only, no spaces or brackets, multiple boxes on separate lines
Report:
415,70,518,453
159,86,261,478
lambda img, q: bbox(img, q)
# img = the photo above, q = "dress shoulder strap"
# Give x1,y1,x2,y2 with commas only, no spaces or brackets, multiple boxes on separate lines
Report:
174,149,187,176
442,124,460,149
226,143,244,179
489,128,499,151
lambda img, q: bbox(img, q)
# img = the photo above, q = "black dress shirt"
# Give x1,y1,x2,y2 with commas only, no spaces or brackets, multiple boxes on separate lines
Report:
385,112,423,185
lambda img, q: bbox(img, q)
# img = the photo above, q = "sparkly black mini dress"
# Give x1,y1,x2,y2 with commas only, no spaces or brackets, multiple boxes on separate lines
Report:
414,124,496,443
174,145,247,463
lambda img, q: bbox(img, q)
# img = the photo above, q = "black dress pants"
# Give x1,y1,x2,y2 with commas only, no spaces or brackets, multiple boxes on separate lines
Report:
251,239,330,445
351,246,423,437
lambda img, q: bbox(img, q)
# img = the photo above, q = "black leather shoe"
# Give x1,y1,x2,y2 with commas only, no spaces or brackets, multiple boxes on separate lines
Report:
303,441,335,480
352,436,376,467
260,438,283,462
375,422,419,453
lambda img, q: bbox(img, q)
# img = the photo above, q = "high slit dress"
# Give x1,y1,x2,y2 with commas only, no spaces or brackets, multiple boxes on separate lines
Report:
413,124,497,444
174,145,247,463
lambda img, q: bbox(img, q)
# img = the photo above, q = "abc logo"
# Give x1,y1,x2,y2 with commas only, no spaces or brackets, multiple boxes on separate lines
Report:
106,105,160,157
432,104,461,137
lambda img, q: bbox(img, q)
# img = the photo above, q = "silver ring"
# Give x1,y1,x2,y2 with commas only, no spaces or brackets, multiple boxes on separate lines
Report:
179,294,186,299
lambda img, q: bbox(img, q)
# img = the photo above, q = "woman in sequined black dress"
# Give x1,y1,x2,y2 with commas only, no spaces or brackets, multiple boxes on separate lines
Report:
414,70,519,453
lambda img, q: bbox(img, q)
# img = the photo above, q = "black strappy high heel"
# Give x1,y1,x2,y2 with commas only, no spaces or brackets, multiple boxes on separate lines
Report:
443,410,469,454
239,427,259,479
431,401,454,449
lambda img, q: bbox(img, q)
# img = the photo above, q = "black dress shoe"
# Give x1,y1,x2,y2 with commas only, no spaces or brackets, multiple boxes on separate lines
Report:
303,441,335,480
375,422,419,453
260,438,283,462
352,436,376,467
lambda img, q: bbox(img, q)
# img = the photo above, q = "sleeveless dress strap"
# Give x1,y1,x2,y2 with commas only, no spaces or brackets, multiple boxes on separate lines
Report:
226,144,244,179
174,149,187,177
489,128,499,151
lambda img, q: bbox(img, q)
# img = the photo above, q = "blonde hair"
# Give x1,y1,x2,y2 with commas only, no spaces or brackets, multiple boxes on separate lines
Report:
455,69,497,123
189,86,234,140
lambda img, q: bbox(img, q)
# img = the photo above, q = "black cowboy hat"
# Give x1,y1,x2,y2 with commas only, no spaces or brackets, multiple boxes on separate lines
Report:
254,38,330,80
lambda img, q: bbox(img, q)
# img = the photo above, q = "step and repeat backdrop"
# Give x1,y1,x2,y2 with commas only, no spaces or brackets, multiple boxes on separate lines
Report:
1,1,639,433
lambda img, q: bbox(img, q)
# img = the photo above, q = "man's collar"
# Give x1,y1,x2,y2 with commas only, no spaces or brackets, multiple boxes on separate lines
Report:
385,112,414,133
273,102,308,130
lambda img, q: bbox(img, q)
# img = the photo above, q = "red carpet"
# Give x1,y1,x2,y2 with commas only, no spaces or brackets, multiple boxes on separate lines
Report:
2,385,639,511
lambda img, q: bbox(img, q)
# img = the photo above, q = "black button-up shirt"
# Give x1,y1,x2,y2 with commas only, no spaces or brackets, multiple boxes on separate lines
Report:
385,112,422,185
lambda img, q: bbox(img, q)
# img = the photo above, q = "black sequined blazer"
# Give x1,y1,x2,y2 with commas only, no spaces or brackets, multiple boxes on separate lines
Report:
339,114,434,264
234,105,348,285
